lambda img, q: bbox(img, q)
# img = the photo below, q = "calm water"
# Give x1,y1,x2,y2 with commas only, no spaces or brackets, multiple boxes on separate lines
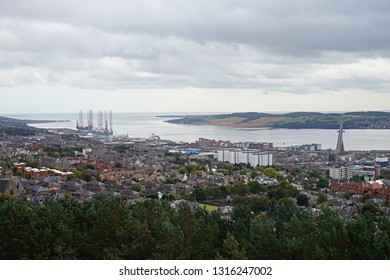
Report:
5,113,390,151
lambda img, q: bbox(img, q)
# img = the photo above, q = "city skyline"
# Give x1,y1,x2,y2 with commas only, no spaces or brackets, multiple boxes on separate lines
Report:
1,0,390,113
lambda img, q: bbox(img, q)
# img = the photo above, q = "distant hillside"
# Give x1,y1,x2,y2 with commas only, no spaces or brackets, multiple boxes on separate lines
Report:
0,116,44,135
165,111,390,129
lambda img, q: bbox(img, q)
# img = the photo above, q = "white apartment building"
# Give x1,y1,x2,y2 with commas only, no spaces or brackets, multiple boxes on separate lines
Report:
217,149,273,167
329,166,353,180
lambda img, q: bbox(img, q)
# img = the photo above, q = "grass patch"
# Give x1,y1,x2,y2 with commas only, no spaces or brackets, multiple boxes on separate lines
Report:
247,117,287,127
209,117,247,126
199,203,219,212
209,116,288,127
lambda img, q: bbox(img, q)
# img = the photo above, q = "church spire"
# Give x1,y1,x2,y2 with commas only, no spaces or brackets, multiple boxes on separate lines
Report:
336,123,345,155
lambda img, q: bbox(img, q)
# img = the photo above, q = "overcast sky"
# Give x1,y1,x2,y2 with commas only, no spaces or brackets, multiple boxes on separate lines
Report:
1,0,390,113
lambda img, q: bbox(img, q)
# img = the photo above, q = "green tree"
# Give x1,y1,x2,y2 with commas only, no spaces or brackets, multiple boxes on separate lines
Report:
194,188,207,202
231,205,252,250
177,204,196,258
83,163,95,170
263,167,278,179
231,183,250,196
316,178,329,189
310,207,349,259
189,211,221,259
33,199,78,259
281,214,315,259
232,195,271,214
249,180,267,193
267,181,298,200
361,201,380,216
80,195,138,259
222,232,247,259
81,173,93,182
297,193,309,207
317,193,328,204
346,215,376,259
360,193,371,203
251,171,259,179
249,218,280,259
344,190,356,199
0,199,37,259
153,218,184,259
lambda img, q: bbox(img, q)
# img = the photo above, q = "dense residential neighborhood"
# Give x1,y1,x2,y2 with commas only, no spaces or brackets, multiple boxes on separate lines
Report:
1,130,390,259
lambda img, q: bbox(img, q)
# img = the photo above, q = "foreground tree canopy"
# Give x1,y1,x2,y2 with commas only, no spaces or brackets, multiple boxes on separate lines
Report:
0,195,389,260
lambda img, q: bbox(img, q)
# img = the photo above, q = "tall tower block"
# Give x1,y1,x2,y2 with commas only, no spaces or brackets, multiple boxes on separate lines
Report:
336,123,345,155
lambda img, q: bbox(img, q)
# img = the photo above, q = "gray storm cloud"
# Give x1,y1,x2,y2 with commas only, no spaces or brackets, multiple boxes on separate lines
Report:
0,0,390,93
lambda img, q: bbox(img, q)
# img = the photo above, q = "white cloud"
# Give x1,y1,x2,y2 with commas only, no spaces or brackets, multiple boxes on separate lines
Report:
0,0,390,112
